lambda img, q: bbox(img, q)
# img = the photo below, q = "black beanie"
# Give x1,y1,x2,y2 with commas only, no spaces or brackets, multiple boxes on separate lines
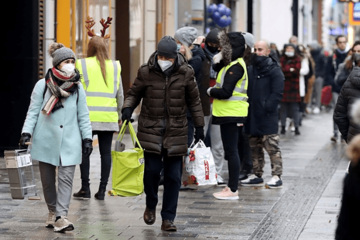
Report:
157,36,177,59
206,28,220,44
227,32,245,49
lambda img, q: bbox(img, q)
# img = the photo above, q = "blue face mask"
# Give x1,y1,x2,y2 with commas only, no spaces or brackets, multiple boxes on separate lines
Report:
177,44,181,52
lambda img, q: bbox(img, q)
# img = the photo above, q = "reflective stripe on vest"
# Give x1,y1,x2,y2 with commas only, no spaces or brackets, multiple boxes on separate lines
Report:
212,58,249,117
77,57,121,123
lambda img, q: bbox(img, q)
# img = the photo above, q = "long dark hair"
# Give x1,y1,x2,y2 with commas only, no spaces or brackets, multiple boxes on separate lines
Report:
243,46,252,66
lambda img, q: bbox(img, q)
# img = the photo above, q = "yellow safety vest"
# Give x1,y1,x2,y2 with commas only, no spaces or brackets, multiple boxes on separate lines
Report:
212,58,249,117
76,56,121,123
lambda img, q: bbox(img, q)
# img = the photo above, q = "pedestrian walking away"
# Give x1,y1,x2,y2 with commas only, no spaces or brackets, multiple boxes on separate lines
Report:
207,31,251,200
121,36,204,231
73,17,124,201
243,40,284,189
19,42,93,232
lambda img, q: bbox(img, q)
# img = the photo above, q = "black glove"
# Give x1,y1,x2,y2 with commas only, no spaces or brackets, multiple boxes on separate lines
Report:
194,127,205,143
82,138,93,157
19,133,31,149
121,107,134,124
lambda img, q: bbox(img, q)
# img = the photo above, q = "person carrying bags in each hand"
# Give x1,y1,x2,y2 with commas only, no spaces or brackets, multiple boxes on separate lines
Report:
19,42,92,233
121,36,204,232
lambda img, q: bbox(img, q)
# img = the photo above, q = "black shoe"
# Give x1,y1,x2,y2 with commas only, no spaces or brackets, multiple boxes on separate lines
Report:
94,185,106,200
239,170,251,181
143,207,156,225
280,126,285,134
73,188,90,200
161,219,177,231
295,127,300,135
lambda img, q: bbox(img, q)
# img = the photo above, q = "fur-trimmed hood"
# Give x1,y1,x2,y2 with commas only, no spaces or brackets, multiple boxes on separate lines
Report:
218,31,246,66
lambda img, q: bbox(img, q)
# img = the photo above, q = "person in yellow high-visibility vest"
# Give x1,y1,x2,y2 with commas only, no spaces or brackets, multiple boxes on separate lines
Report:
206,31,251,200
73,35,124,201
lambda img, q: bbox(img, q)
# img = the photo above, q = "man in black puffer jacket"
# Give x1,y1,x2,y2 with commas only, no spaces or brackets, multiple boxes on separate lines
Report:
241,40,285,189
334,53,360,143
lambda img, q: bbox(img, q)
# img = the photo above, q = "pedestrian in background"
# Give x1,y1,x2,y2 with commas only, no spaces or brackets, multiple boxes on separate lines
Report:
241,40,284,188
335,41,360,87
279,43,302,135
298,44,310,126
174,26,207,146
207,31,250,200
19,42,93,232
121,36,204,231
73,34,124,200
325,35,348,142
308,40,326,114
202,28,227,186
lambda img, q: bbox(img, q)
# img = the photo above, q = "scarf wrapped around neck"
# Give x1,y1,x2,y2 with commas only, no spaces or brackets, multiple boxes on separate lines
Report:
42,67,80,115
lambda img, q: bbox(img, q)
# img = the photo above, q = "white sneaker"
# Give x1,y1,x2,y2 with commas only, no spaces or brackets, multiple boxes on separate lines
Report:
306,107,312,114
213,186,239,200
45,211,55,228
313,107,320,114
216,175,226,187
265,175,283,189
54,216,74,233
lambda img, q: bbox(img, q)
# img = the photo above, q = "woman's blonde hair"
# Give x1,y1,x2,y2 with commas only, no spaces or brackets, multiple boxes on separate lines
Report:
183,44,193,61
87,36,109,85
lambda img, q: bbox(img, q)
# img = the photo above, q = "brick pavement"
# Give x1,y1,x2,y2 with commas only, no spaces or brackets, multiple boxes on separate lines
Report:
0,110,348,240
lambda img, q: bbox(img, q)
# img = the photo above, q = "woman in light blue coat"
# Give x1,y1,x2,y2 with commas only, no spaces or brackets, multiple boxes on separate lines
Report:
19,43,92,233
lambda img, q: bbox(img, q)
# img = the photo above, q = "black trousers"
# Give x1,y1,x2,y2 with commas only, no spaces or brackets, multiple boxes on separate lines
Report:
144,149,182,221
80,131,114,188
220,123,241,192
238,126,253,172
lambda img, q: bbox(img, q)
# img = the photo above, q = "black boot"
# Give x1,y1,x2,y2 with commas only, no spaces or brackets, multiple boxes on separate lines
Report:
94,185,106,200
280,126,286,134
295,127,300,135
73,185,91,200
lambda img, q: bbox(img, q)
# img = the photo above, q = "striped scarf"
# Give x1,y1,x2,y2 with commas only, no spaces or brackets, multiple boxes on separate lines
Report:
42,67,80,115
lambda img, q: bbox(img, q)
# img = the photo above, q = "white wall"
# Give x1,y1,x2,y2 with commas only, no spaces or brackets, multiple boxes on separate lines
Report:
256,0,293,50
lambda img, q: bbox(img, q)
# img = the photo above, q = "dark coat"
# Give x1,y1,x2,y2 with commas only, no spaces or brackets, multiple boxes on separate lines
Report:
310,48,326,79
123,52,204,157
335,162,360,240
334,67,360,143
280,55,302,102
245,56,284,136
335,62,352,87
325,49,347,93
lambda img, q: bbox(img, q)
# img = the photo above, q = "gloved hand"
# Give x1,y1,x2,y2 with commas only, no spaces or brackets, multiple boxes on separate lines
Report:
82,138,93,158
194,127,205,143
19,133,31,149
121,107,134,124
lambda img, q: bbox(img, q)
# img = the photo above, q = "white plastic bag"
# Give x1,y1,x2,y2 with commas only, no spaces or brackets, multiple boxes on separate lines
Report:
183,140,217,186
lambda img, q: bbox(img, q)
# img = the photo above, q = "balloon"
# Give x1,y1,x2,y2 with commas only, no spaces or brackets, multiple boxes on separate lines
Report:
207,4,217,15
217,16,228,28
225,8,231,17
212,11,221,21
218,5,227,16
226,16,232,26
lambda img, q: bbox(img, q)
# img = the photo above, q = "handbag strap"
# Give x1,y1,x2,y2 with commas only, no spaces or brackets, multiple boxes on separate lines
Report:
128,122,143,150
116,120,143,150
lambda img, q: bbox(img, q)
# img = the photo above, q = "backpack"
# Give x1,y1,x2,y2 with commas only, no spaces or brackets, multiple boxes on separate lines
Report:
321,85,332,106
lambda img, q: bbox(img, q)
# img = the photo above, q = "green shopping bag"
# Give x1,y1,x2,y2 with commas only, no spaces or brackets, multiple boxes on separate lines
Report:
111,120,144,196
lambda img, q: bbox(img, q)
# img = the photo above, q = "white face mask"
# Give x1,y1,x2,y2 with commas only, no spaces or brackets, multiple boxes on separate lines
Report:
285,51,295,57
158,59,173,72
61,63,75,77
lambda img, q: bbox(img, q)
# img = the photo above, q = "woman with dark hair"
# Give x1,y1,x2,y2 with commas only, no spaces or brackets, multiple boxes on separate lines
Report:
335,41,360,87
279,44,302,135
73,22,124,201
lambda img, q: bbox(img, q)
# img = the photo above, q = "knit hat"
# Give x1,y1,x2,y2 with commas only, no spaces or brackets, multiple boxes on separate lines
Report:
174,27,198,47
284,43,296,51
241,32,255,48
157,36,178,59
205,28,220,44
48,42,76,67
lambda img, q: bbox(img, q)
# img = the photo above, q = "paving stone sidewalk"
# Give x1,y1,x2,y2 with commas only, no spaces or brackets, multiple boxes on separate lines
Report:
0,110,348,240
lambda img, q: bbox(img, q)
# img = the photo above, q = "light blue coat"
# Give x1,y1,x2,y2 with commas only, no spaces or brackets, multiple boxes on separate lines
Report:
22,79,92,166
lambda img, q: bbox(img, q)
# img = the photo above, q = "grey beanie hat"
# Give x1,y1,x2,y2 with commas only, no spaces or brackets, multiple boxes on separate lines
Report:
242,32,255,48
50,45,76,67
157,36,178,59
174,26,198,47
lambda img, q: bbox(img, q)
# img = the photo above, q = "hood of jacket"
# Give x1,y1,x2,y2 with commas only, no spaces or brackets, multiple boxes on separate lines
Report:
348,66,360,89
191,44,206,61
218,31,245,66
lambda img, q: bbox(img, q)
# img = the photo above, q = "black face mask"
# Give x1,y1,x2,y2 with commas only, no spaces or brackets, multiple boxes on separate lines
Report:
251,53,268,65
207,44,219,53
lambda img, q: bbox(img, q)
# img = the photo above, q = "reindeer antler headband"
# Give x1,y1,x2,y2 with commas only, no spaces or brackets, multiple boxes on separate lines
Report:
85,16,113,39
